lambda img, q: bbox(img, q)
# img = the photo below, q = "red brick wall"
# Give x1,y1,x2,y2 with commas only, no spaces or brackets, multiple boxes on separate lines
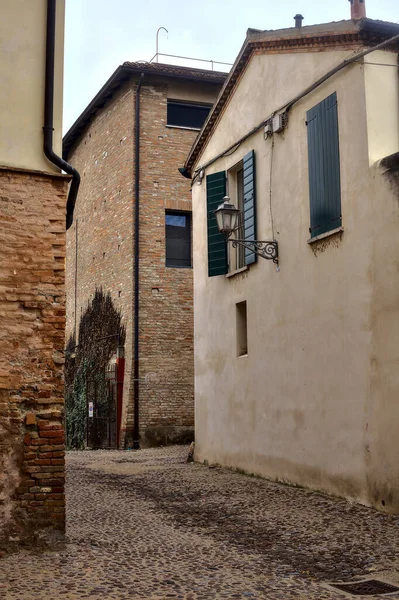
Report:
66,75,220,447
66,82,135,441
0,168,68,552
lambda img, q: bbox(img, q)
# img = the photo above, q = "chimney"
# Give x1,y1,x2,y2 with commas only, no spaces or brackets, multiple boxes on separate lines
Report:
294,14,304,28
349,0,366,20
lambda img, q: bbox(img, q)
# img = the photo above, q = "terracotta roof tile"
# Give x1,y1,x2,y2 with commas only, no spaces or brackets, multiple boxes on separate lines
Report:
123,61,228,82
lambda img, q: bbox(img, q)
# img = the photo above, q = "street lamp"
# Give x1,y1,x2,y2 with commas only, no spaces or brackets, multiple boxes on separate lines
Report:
214,197,240,235
214,196,279,263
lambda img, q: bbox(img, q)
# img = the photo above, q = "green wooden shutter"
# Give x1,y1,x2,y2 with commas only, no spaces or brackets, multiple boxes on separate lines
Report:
307,92,341,238
206,171,227,277
243,150,257,266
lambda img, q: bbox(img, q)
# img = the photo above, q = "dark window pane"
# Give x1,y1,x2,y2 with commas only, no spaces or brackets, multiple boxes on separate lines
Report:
165,211,191,268
167,102,211,129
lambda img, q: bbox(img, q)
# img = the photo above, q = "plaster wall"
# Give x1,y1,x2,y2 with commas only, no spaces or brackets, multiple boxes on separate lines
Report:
366,163,399,511
364,50,399,165
200,50,351,166
192,50,399,511
0,0,64,172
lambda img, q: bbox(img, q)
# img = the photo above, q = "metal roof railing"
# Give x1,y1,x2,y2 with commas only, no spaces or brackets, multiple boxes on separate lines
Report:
149,52,232,72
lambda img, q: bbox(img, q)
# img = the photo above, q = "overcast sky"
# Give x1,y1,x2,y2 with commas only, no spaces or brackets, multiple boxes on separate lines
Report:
63,0,398,133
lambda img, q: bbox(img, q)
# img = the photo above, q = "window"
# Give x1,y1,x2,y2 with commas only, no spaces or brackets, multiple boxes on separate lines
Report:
306,92,342,239
236,301,248,356
206,150,257,278
165,211,191,268
167,101,212,130
228,164,245,271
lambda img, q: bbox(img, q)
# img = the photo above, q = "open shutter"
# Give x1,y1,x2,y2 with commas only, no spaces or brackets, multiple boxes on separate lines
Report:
307,92,341,238
243,150,257,266
206,171,227,277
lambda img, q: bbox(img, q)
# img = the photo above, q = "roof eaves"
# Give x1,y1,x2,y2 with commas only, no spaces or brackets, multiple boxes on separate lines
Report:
359,17,399,37
63,65,129,158
123,61,228,83
184,35,252,175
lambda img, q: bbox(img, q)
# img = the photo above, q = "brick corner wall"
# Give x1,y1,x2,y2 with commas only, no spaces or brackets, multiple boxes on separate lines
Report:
0,168,68,554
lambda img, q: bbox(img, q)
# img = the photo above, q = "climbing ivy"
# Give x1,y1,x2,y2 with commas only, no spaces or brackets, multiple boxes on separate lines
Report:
65,288,125,449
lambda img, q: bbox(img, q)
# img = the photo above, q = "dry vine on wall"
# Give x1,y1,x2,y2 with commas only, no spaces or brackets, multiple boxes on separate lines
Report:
65,289,126,448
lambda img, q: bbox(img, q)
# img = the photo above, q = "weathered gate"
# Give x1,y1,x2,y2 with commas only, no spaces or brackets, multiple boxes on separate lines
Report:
86,359,121,449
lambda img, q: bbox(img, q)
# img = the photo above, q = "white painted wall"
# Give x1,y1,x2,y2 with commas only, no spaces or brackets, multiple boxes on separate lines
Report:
0,0,65,172
192,49,399,512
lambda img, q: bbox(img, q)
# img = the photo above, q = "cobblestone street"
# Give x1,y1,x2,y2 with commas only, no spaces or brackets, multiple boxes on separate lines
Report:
1,445,398,599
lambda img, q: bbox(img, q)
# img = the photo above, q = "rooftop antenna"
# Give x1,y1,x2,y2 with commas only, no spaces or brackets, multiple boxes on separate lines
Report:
155,27,168,63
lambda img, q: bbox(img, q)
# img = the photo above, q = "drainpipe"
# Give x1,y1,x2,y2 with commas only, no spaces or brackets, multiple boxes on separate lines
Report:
74,219,78,338
133,74,144,450
43,0,80,230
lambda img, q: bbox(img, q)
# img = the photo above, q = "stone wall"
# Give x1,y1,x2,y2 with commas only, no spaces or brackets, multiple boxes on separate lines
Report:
66,76,203,447
0,167,68,552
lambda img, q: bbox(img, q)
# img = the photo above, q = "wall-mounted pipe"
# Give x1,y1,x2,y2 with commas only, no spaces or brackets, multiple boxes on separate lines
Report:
74,219,78,337
43,0,80,230
132,74,144,450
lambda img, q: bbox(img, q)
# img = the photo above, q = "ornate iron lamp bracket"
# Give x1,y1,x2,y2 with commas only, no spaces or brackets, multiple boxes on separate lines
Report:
229,238,279,264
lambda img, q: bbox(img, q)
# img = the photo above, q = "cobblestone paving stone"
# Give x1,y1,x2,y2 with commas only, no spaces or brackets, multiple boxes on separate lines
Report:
1,445,398,599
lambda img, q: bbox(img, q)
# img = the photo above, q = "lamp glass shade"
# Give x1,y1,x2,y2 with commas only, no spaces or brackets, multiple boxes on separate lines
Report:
215,197,240,235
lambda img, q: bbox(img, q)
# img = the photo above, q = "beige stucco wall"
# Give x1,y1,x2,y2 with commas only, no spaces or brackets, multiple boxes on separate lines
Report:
366,162,399,511
192,49,399,512
0,0,65,172
364,50,399,165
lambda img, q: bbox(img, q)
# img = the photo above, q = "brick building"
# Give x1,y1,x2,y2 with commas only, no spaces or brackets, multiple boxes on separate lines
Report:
63,62,226,448
0,0,71,551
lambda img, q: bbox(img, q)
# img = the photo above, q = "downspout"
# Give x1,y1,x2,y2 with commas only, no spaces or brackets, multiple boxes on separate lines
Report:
74,219,78,338
43,0,80,230
133,74,144,450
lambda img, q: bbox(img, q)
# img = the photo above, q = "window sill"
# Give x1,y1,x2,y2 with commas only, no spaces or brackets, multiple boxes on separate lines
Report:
307,226,344,244
165,264,193,269
165,124,201,132
237,353,248,358
226,266,249,279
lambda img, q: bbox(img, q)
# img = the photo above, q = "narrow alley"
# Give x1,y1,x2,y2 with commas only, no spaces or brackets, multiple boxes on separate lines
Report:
1,446,398,599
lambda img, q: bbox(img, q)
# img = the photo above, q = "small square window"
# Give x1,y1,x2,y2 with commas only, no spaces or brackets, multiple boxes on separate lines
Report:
165,211,191,268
